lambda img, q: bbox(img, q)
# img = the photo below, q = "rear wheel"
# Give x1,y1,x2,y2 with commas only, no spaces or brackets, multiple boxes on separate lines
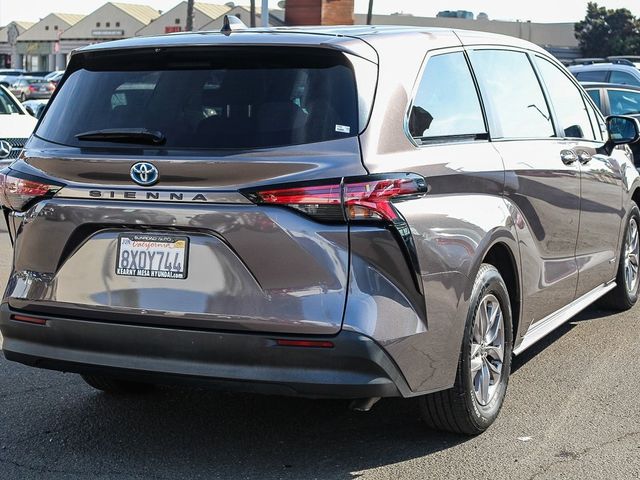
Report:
81,374,155,394
599,202,640,311
19,92,26,102
419,263,513,435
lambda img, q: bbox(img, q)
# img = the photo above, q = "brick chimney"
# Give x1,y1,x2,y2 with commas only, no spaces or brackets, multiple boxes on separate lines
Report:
285,0,354,26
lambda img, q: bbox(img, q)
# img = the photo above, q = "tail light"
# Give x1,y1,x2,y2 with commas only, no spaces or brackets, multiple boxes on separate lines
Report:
28,85,37,92
245,174,427,224
0,171,63,212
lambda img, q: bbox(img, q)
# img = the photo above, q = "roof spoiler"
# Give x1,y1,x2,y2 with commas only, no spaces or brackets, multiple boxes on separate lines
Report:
221,15,248,35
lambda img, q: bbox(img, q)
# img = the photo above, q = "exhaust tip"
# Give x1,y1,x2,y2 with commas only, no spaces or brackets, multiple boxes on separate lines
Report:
349,397,381,412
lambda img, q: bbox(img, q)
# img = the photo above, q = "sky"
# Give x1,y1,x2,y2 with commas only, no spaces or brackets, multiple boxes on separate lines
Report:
2,0,640,25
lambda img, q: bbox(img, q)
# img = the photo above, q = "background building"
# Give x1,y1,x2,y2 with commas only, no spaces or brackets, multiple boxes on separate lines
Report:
0,21,34,68
137,1,229,35
16,13,84,71
59,2,160,57
0,1,583,70
285,0,354,25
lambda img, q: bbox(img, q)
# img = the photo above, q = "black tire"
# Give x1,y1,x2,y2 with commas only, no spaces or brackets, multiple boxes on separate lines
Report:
19,92,26,102
419,263,513,435
81,374,155,394
599,202,640,311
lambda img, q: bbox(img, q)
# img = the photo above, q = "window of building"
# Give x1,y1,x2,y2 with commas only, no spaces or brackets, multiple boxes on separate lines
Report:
469,49,554,139
45,26,49,31
115,22,120,27
175,18,181,24
535,56,596,140
96,22,101,27
106,22,111,27
54,25,58,30
408,51,486,142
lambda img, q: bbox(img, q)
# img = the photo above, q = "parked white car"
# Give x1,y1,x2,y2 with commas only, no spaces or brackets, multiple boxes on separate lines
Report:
0,85,37,167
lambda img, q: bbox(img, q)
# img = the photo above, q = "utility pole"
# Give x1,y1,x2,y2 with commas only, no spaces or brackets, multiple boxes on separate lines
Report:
262,0,269,27
366,0,374,25
250,0,256,27
186,0,194,31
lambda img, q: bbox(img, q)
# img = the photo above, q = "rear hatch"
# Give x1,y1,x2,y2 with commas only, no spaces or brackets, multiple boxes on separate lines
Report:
2,39,378,335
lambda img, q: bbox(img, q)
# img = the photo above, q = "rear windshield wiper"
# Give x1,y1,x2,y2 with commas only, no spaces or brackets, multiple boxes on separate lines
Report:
75,128,166,145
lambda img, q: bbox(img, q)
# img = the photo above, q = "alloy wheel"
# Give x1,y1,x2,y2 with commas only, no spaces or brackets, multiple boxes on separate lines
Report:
624,218,639,294
470,294,505,406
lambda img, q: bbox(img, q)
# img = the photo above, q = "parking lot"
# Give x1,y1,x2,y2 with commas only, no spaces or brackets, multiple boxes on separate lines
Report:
0,221,638,479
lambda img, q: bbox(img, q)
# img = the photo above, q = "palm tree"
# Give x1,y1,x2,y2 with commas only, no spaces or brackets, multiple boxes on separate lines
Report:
186,0,194,31
250,0,256,27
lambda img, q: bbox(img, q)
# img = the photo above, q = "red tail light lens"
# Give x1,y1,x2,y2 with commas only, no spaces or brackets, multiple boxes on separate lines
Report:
251,183,343,221
28,85,37,92
275,339,334,348
344,178,424,222
0,172,62,212
246,174,427,223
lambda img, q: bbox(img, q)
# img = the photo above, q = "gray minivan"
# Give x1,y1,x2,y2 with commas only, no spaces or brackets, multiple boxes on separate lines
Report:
1,25,640,435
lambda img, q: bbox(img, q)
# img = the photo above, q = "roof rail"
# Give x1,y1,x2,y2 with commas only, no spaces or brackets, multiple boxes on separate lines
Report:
610,58,635,66
571,57,606,65
221,15,248,35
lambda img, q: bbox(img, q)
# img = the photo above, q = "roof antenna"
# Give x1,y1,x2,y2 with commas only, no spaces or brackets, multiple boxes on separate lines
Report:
221,14,248,35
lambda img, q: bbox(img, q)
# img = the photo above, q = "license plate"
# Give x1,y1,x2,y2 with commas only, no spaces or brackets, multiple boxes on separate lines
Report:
116,234,189,279
39,87,47,92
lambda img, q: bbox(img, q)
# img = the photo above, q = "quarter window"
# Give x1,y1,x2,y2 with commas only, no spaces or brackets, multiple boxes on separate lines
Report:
535,56,595,140
610,70,640,86
408,52,486,142
469,50,554,139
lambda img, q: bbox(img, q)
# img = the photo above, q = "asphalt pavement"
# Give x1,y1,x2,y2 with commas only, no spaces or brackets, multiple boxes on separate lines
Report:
0,226,639,480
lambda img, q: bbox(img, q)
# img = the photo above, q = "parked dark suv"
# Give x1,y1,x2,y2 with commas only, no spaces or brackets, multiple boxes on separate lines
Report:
2,25,640,435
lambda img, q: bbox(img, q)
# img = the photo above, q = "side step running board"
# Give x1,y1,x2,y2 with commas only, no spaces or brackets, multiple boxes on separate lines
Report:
513,281,616,356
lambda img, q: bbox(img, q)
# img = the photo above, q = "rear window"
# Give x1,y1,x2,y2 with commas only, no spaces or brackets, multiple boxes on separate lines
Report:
36,47,360,150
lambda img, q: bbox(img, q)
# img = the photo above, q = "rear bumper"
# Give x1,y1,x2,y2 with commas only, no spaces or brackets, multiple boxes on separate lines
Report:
0,304,410,399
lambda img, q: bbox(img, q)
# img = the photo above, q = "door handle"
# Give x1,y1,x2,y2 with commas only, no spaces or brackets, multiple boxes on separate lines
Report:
577,151,592,164
560,149,578,165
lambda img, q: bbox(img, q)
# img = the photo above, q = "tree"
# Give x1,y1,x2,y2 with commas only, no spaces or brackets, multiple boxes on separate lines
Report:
575,2,640,57
250,0,256,27
186,0,194,31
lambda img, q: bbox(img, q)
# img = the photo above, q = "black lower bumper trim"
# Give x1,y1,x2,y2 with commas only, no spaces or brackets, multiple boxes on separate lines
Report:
0,304,410,399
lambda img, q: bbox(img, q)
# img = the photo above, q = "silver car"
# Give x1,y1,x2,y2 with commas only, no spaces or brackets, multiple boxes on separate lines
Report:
1,25,640,435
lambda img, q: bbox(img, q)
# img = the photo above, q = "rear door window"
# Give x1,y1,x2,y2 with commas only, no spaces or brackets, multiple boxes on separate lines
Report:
36,47,360,150
469,49,554,139
408,51,486,142
535,56,596,140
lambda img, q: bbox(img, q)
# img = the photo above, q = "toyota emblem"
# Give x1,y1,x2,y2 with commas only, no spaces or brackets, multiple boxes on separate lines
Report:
130,162,159,186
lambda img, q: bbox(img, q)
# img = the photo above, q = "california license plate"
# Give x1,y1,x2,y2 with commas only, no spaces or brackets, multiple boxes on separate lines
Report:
116,234,189,279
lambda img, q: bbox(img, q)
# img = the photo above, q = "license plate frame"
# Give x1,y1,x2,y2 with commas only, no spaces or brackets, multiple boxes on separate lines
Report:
116,233,189,279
